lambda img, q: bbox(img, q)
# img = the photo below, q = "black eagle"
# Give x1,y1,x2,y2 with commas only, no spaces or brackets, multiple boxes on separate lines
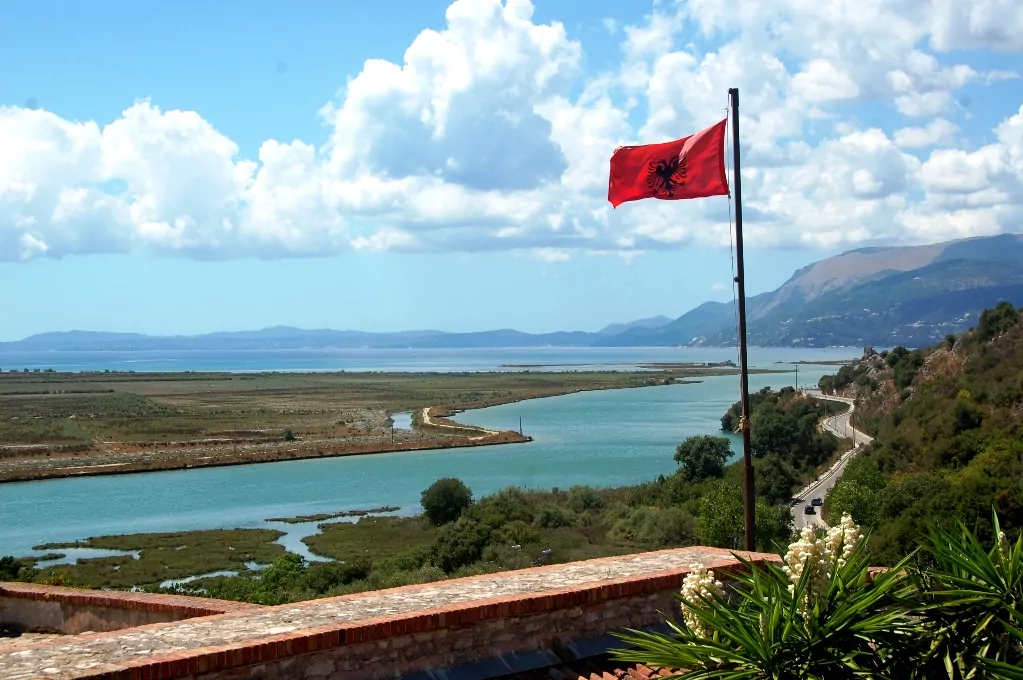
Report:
645,152,688,197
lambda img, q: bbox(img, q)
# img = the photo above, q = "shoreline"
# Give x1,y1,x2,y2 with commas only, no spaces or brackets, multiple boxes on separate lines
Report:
0,367,794,486
0,380,671,485
0,431,533,485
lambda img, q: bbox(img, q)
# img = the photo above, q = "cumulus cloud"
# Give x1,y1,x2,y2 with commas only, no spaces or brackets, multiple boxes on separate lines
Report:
1,0,1022,262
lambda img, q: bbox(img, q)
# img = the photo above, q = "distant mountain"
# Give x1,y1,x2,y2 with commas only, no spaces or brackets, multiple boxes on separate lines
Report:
11,234,1023,352
597,315,673,335
593,302,735,347
599,233,1023,348
4,326,602,352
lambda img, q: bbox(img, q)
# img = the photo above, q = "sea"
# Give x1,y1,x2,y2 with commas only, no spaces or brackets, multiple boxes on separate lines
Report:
0,347,857,559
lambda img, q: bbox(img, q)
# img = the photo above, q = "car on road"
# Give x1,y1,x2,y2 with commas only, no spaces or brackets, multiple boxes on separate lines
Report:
788,497,803,507
811,497,823,506
804,505,816,515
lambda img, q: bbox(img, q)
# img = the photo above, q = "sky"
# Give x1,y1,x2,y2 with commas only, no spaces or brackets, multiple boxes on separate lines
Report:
1,0,1021,340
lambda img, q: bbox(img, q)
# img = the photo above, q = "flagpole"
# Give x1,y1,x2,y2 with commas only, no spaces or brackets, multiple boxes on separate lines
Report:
728,87,757,552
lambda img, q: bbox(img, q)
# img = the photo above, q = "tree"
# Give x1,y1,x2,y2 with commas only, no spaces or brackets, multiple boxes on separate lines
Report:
421,478,473,525
283,427,296,442
674,435,731,483
755,455,799,504
826,481,878,527
430,518,491,572
697,481,745,550
977,300,1019,341
0,556,22,581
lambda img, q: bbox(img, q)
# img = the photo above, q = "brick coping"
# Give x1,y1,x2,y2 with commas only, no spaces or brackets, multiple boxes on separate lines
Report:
0,546,777,680
0,582,264,618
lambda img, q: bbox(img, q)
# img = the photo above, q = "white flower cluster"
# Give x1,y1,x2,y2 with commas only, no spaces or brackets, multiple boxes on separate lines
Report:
680,563,725,638
782,514,863,625
998,530,1010,564
826,513,863,571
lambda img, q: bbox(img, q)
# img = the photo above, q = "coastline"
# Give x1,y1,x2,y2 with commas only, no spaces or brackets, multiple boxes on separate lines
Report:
0,367,790,485
0,431,533,485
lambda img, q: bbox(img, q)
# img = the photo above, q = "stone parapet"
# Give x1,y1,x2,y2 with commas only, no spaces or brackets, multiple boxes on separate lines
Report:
0,546,776,680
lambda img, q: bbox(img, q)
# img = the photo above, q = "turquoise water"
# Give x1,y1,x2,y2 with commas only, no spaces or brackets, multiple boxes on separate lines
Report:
0,346,854,373
0,357,846,558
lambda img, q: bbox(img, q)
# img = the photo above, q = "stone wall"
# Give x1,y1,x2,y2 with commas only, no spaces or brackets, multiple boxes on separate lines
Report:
0,582,262,635
0,547,777,680
192,585,684,680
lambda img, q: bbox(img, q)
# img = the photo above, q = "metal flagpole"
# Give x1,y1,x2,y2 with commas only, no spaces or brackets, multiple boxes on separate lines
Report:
728,87,757,552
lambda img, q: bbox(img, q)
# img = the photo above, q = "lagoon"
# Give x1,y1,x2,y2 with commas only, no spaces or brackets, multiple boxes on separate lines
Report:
0,349,852,559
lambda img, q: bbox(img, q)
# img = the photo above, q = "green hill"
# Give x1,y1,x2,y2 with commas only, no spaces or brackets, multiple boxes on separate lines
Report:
819,301,1023,563
599,233,1023,348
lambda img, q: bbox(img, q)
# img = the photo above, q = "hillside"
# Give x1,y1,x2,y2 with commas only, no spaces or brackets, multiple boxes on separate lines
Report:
818,301,1023,563
600,233,1023,348
597,315,672,335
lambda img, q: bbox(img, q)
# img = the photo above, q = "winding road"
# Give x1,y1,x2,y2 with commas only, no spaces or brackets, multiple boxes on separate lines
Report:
790,391,873,529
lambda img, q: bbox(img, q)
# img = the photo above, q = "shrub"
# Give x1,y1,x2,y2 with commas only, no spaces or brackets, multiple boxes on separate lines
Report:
496,519,541,547
377,546,431,573
615,511,1023,678
607,506,698,547
259,553,306,596
302,557,372,593
421,478,473,525
0,556,22,581
614,515,922,677
283,427,296,442
534,504,576,529
430,518,491,573
567,486,603,512
469,487,532,528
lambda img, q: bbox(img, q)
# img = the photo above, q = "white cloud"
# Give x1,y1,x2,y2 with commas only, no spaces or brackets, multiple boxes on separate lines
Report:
894,119,960,148
711,282,730,293
1,0,1022,262
530,247,571,262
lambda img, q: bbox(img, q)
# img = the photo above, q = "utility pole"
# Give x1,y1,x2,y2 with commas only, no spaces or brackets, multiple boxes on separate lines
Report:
519,417,522,436
795,365,799,391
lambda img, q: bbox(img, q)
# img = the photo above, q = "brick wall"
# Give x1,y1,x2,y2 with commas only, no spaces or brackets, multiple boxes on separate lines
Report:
0,547,777,680
192,584,685,680
0,582,263,635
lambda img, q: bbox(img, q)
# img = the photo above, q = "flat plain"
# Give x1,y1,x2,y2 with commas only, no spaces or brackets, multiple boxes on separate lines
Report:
0,367,767,482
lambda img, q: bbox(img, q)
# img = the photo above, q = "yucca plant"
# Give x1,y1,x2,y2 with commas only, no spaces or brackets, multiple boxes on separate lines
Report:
612,516,923,679
908,510,1023,679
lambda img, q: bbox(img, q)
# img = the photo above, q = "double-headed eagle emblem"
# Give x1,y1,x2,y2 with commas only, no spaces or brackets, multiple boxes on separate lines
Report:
645,152,688,198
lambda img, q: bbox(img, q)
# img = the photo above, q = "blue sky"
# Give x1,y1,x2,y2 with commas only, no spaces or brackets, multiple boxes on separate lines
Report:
1,0,1021,339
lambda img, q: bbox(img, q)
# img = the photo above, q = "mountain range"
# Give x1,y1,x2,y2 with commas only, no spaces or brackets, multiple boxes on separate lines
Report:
598,232,1023,348
5,234,1023,351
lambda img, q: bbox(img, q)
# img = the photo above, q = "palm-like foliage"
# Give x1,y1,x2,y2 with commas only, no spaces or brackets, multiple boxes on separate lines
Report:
612,536,920,679
909,511,1023,678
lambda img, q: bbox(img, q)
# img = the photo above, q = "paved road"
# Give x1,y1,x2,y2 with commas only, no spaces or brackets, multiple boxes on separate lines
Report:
790,391,874,529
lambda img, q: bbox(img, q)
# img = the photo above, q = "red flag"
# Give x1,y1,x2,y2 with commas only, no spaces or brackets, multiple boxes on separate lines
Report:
608,119,729,208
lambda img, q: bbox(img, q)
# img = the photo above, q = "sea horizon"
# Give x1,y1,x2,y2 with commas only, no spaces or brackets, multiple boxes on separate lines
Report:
0,346,860,374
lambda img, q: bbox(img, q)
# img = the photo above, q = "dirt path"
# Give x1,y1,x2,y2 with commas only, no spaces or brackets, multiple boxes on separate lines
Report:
420,408,501,440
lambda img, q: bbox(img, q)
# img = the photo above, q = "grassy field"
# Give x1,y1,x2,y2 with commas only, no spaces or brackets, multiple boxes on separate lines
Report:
0,367,774,482
18,486,652,593
28,529,287,589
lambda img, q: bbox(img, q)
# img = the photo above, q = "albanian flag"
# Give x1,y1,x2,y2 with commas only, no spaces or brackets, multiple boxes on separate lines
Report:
608,119,729,208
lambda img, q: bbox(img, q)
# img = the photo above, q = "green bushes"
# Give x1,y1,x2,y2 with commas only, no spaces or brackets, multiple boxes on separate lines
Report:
673,435,730,483
430,518,491,573
607,506,698,547
567,485,603,512
420,478,473,525
533,504,576,529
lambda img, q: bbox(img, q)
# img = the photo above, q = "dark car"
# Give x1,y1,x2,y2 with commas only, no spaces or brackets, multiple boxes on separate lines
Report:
811,497,823,506
804,505,816,515
788,498,803,508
